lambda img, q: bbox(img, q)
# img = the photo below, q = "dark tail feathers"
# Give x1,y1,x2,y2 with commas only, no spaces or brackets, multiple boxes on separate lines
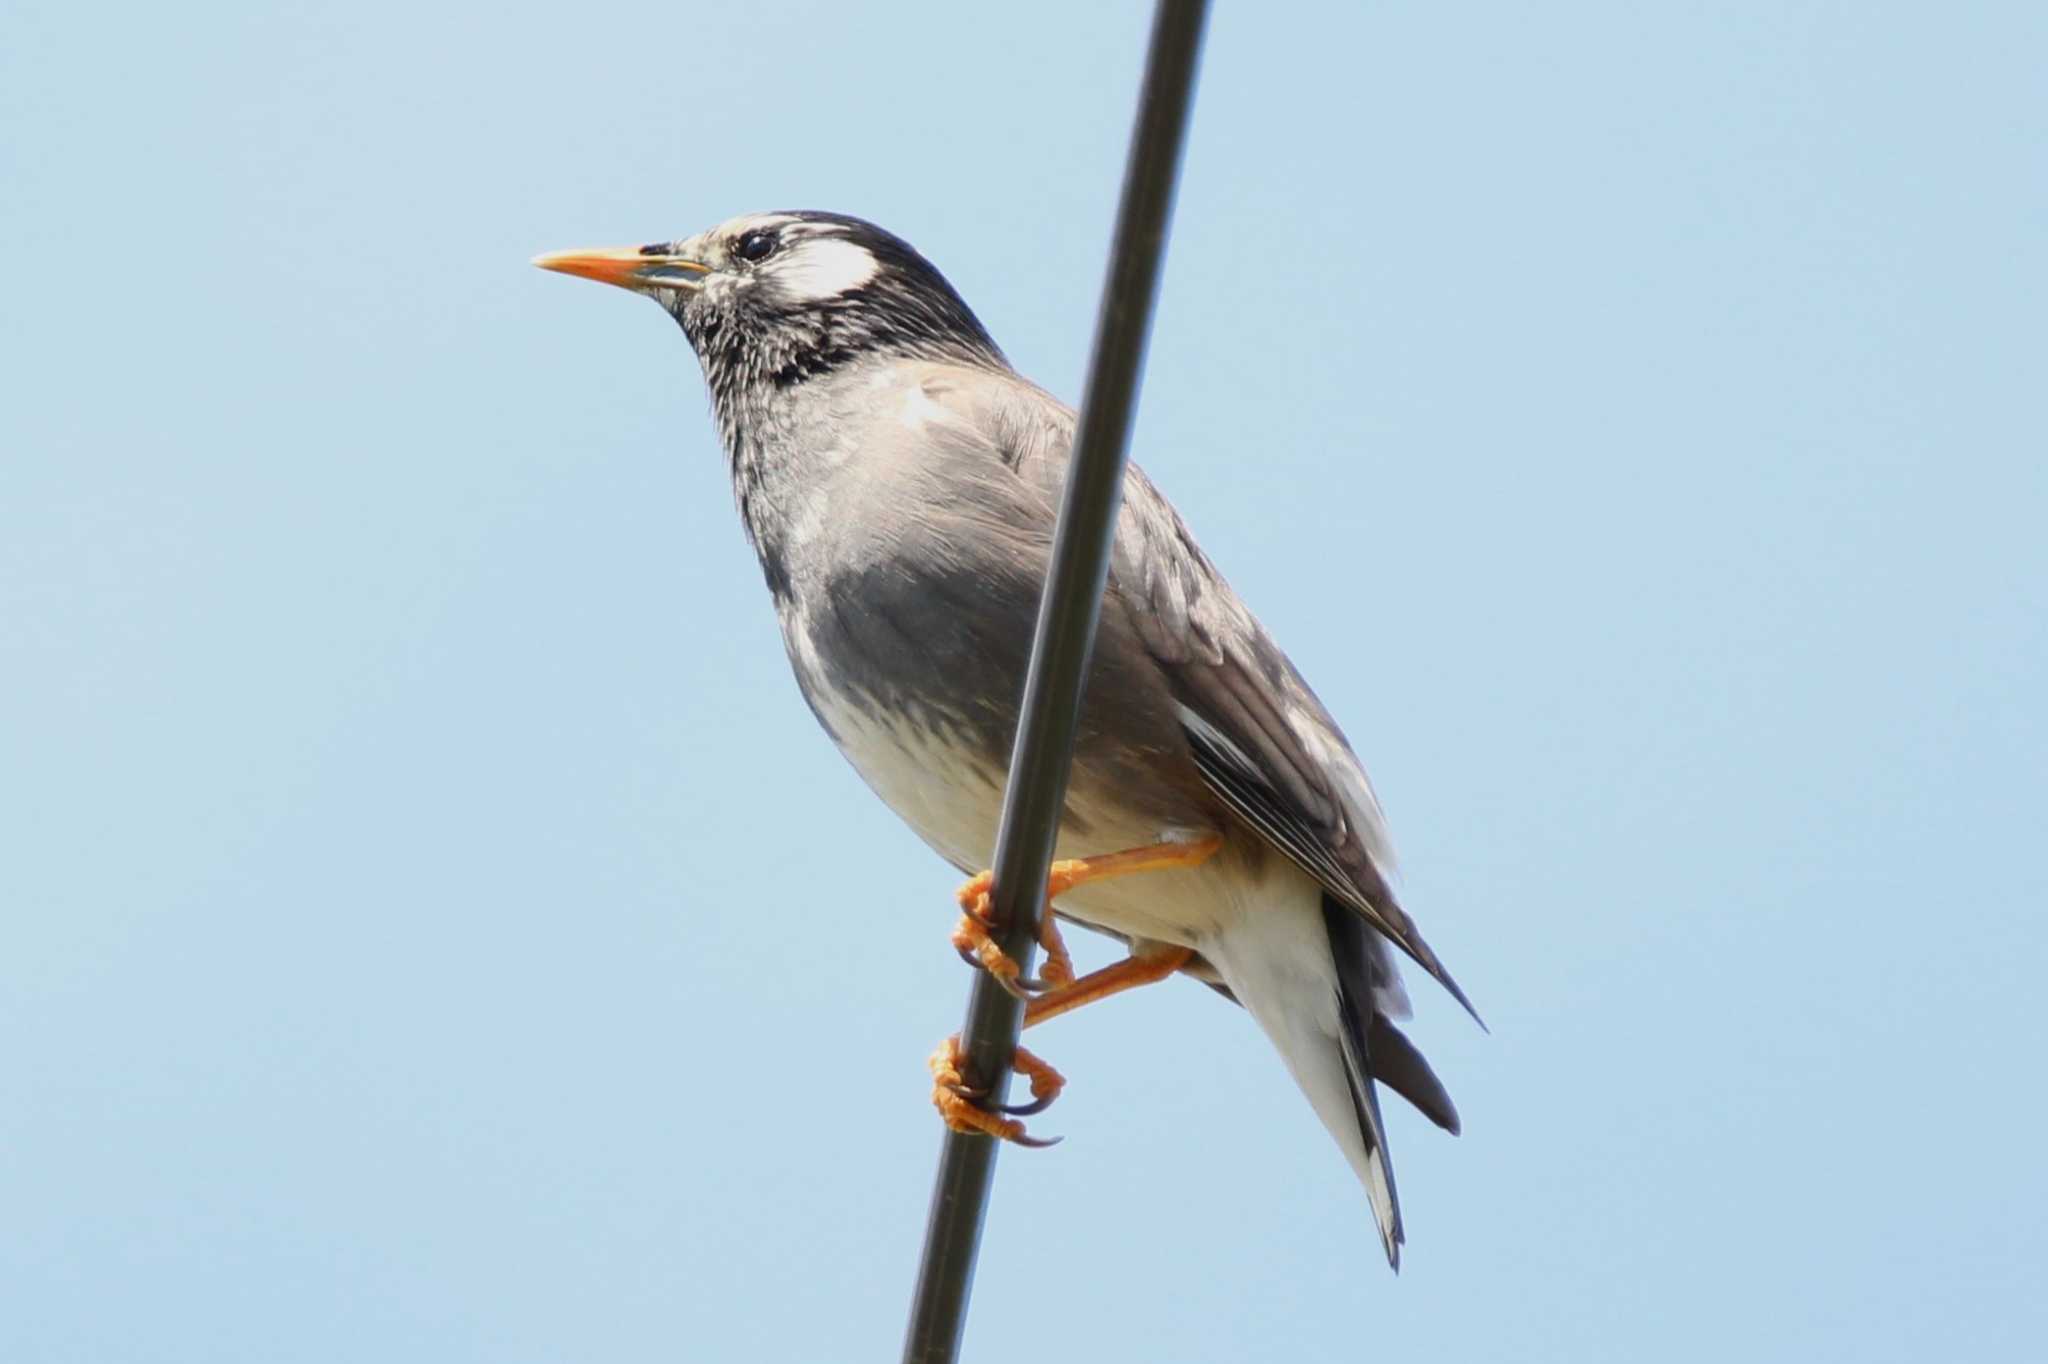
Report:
1322,894,1462,1267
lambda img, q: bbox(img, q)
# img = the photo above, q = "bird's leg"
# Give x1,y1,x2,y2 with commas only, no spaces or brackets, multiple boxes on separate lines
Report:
933,834,1222,1143
928,943,1198,1143
949,833,1222,994
1021,944,1197,1030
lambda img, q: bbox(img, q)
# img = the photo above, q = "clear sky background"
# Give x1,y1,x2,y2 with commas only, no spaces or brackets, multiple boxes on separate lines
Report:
4,3,2043,1360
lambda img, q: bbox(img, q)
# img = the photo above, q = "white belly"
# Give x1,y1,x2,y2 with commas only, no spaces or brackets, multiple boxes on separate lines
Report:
784,602,1258,949
815,690,1261,951
818,688,1011,876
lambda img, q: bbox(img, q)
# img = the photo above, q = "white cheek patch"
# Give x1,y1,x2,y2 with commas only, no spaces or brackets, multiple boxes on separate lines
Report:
774,237,880,299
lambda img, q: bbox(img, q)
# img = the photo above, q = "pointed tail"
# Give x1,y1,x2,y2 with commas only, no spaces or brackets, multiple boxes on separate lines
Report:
1206,887,1461,1269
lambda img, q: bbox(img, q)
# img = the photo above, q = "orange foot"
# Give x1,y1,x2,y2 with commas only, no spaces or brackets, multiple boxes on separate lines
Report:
948,835,1224,993
925,944,1195,1145
933,835,1221,1146
951,872,1075,996
929,1035,1065,1147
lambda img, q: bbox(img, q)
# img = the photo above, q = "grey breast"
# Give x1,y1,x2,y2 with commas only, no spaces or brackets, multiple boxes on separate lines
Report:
763,363,1217,865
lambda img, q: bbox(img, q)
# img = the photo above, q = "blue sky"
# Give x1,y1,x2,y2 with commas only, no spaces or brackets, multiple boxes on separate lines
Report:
4,3,2043,1360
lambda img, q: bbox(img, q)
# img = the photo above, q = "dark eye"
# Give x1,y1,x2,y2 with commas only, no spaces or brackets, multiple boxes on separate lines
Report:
736,230,777,263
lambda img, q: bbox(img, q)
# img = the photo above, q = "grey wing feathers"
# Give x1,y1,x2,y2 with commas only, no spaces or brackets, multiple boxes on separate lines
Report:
1112,465,1483,1026
970,373,1480,1024
1177,682,1483,1025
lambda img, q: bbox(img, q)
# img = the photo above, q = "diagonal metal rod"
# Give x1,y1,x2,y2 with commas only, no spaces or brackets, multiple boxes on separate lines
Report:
899,3,1209,1361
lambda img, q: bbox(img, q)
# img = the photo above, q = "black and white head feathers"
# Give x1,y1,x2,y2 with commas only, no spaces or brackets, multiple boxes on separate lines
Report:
658,212,1007,416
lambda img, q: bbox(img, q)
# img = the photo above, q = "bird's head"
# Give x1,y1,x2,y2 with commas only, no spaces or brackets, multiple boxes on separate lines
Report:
535,212,1007,403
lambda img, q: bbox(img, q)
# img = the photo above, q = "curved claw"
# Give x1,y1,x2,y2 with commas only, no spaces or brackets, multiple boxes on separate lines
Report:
989,967,1040,1002
953,910,1043,999
956,939,1052,996
941,1085,1062,1143
992,1091,1058,1117
929,1036,1066,1146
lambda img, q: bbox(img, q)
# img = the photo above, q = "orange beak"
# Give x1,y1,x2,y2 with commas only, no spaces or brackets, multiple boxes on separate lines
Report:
531,245,711,294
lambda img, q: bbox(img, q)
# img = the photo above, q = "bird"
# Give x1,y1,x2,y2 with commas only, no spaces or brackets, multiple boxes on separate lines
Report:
534,211,1477,1267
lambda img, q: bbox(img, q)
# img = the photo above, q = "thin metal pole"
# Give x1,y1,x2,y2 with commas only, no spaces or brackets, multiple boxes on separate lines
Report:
899,4,1209,1360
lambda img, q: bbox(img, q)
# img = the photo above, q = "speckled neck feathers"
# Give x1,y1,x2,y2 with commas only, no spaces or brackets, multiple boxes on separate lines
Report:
661,214,1008,599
